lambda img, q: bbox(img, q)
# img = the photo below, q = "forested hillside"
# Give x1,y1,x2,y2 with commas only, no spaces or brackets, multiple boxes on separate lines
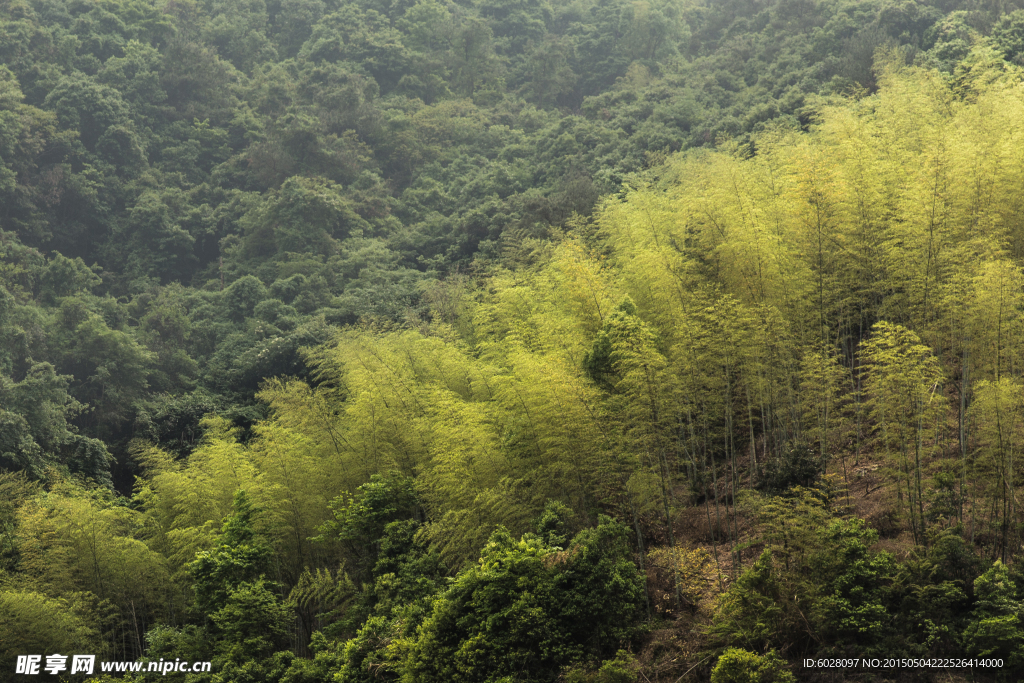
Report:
5,0,1024,680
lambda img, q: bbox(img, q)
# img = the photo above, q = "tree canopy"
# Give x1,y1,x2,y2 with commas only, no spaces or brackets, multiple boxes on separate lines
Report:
6,0,1024,681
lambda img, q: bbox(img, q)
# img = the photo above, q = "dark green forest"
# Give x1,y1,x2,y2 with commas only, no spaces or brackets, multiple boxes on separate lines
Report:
5,0,1024,680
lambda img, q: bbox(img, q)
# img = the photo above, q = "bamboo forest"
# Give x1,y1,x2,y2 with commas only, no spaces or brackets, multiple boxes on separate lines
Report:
5,0,1024,680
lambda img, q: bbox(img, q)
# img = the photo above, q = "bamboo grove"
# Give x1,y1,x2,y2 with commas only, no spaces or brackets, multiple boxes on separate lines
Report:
172,50,1024,657
10,44,1024,682
212,49,1024,576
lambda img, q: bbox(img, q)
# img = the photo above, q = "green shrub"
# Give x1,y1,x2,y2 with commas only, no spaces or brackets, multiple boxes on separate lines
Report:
710,648,795,683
